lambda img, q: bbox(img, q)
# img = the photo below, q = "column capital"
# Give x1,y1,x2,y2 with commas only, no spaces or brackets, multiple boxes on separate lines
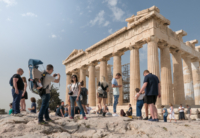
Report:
145,36,159,43
169,47,181,54
129,42,143,50
112,51,124,57
80,65,88,70
99,57,110,62
158,40,169,49
88,61,98,66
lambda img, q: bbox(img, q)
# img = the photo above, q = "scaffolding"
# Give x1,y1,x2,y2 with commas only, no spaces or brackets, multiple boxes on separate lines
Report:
108,63,130,105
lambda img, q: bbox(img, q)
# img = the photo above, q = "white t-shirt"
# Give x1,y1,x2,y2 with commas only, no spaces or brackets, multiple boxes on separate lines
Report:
179,107,184,112
43,74,55,94
37,82,42,87
135,93,145,100
86,107,92,114
71,83,80,96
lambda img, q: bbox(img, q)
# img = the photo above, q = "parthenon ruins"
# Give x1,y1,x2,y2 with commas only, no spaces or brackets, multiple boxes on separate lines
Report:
63,6,200,109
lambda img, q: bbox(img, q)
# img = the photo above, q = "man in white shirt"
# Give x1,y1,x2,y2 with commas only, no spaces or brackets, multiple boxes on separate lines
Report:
38,64,60,125
179,104,185,120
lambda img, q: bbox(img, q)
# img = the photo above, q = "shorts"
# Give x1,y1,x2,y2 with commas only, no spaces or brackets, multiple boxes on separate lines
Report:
81,96,87,105
98,91,107,98
146,95,157,105
143,95,147,103
21,92,28,99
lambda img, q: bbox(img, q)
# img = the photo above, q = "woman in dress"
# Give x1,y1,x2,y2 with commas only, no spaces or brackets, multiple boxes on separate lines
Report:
68,75,87,120
97,76,109,117
21,77,28,111
169,103,177,123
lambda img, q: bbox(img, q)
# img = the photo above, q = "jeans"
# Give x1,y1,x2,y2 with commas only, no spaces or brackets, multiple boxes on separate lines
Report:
38,94,50,122
12,89,22,114
70,96,85,118
64,113,68,117
113,95,119,113
136,100,144,117
163,115,167,122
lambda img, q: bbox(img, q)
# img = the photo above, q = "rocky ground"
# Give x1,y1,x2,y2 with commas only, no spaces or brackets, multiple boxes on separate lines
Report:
0,113,200,138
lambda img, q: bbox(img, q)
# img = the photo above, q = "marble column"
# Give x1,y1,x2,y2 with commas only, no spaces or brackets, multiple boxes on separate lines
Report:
80,67,86,87
147,37,161,107
191,59,200,105
88,63,96,106
65,73,71,104
182,55,195,105
129,44,142,107
171,49,185,105
160,45,173,105
107,65,112,105
113,52,124,105
96,69,100,107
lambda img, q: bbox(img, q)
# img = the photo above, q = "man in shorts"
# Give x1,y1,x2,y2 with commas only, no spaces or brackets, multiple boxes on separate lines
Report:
139,70,161,122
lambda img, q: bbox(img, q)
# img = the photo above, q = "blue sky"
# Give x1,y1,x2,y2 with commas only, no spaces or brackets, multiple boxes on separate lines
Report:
0,0,199,111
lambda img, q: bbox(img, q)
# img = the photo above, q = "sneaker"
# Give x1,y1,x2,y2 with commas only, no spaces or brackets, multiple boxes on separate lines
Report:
152,119,158,122
148,119,154,121
112,113,118,117
14,113,23,117
46,119,55,123
69,117,74,119
38,121,48,125
156,119,159,122
143,117,148,120
103,112,106,117
83,117,87,120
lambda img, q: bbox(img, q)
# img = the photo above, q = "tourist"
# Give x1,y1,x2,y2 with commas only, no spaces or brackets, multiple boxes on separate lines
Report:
69,75,87,120
179,104,185,120
126,104,133,117
64,104,69,117
20,77,28,111
38,64,60,125
186,105,192,122
112,73,122,117
142,91,149,120
97,76,109,117
139,70,161,122
28,97,36,113
169,103,177,123
56,101,65,117
80,80,88,114
10,68,24,117
120,109,126,117
9,103,13,115
161,105,168,122
86,104,92,114
135,88,145,119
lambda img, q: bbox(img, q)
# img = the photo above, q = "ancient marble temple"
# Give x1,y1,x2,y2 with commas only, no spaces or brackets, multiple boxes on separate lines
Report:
63,6,200,108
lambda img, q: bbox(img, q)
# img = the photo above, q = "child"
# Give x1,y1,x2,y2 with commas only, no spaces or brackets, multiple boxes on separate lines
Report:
9,103,13,115
169,103,177,123
161,105,168,122
28,97,37,113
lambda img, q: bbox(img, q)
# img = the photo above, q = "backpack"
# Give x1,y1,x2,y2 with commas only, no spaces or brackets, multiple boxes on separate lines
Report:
97,83,106,94
81,87,87,96
9,76,14,87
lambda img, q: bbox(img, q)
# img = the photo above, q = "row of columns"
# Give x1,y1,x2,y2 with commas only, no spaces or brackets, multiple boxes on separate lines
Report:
66,37,200,107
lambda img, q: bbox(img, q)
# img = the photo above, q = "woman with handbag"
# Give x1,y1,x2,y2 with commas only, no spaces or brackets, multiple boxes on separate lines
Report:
68,75,87,120
97,76,109,117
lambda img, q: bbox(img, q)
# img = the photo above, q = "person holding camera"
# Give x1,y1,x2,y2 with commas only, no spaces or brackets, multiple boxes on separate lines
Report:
68,75,87,120
38,64,60,125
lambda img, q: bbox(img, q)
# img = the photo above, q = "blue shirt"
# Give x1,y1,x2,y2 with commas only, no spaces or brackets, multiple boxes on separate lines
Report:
31,102,36,113
112,78,119,95
163,107,168,116
143,73,160,96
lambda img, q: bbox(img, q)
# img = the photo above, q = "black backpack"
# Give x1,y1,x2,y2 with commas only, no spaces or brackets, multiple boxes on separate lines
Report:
81,87,87,96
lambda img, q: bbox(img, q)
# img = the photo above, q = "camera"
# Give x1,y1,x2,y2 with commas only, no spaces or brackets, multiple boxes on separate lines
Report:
68,91,73,95
54,74,57,77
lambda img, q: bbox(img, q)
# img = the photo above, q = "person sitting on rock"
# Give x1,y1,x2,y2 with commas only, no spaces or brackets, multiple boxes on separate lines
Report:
64,104,69,117
86,104,92,114
56,101,65,117
28,97,36,113
126,104,133,117
9,103,13,115
120,109,126,117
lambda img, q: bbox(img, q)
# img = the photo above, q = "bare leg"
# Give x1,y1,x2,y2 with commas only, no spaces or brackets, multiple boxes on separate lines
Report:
144,103,148,117
149,104,154,119
24,99,26,111
82,104,87,114
102,98,106,112
152,104,158,119
98,98,102,111
20,99,23,111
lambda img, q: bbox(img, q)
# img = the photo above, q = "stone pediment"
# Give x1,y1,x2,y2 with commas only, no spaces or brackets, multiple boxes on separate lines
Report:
63,49,85,64
126,6,170,29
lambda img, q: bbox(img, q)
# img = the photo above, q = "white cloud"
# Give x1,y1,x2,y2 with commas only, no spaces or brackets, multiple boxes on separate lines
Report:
90,10,105,26
108,29,113,34
6,17,11,21
51,34,57,38
104,0,125,21
0,0,16,7
104,21,110,26
22,12,37,17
